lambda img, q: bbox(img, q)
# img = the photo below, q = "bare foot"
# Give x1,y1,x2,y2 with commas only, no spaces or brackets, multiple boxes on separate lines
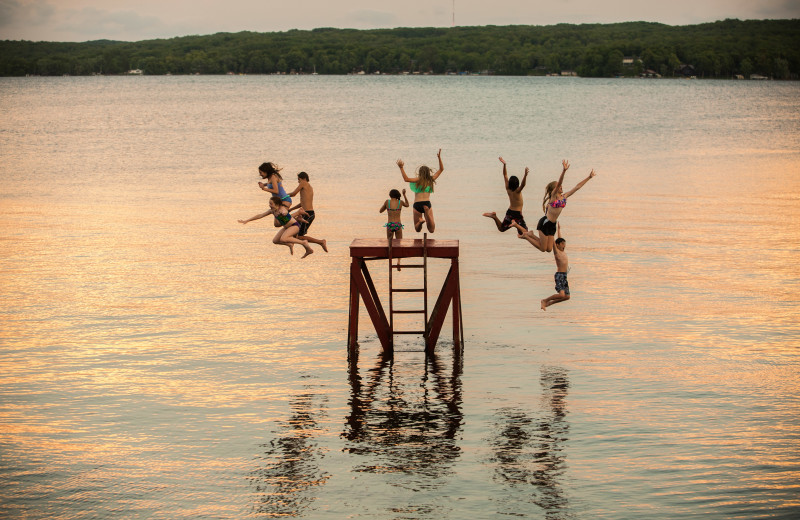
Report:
482,212,496,218
541,299,547,311
301,247,313,259
321,239,328,253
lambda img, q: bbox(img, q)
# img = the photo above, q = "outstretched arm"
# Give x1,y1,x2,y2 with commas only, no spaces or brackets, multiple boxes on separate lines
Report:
499,156,508,188
553,159,570,194
238,209,274,224
397,159,416,183
432,148,444,180
518,167,529,192
564,169,596,198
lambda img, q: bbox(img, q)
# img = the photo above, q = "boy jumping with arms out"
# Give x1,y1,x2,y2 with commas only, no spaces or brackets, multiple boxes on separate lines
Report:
380,188,410,269
287,171,328,252
483,156,529,235
541,222,570,311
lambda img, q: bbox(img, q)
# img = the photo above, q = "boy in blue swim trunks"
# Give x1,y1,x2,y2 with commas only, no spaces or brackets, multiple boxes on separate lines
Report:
541,223,570,311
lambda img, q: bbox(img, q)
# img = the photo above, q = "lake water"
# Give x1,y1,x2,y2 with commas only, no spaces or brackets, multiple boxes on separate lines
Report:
1,75,799,519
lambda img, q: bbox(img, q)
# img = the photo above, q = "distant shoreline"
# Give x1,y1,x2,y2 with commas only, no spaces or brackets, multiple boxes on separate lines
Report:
2,19,798,79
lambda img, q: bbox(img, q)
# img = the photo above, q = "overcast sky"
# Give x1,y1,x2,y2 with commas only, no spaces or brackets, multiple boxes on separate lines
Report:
1,0,798,42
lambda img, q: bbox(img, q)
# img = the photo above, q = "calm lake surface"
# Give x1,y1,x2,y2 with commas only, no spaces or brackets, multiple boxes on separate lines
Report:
1,75,799,519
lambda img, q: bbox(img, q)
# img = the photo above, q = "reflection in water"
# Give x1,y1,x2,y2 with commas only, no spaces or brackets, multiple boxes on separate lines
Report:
249,389,330,517
488,367,571,519
343,350,463,487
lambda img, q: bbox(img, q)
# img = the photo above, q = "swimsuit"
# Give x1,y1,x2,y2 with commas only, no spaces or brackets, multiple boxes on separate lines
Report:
413,201,431,213
554,271,570,295
549,198,567,208
409,182,432,193
298,210,314,236
274,210,293,227
267,182,292,205
384,200,404,232
537,215,557,236
501,209,527,234
384,222,404,232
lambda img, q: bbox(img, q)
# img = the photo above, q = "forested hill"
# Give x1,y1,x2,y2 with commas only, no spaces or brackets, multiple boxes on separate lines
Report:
1,19,798,78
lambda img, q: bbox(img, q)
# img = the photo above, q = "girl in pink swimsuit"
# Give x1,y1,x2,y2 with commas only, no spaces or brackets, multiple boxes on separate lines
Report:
512,159,596,252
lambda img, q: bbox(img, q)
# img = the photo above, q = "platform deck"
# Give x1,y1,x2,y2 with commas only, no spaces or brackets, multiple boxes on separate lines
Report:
349,238,459,259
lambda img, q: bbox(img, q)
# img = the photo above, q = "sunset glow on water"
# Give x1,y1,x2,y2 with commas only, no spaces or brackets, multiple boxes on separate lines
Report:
1,76,799,518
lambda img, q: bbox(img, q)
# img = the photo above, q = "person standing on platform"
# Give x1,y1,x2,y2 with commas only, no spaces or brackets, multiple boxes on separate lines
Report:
380,188,410,269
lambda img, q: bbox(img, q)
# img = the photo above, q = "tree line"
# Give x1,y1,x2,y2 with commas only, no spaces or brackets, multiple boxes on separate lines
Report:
1,19,798,79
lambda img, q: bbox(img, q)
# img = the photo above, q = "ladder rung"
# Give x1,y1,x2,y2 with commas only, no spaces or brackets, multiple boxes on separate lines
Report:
391,309,426,314
391,288,425,292
392,264,425,269
393,330,426,335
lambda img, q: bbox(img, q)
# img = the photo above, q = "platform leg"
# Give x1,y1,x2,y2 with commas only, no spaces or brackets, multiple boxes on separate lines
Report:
351,259,392,352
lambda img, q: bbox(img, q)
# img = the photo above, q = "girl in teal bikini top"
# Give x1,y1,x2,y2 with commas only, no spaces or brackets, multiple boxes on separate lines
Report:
409,182,433,193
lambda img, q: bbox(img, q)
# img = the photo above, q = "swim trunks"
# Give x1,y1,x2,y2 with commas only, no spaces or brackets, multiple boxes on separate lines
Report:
298,210,315,236
413,201,432,213
537,215,557,236
501,209,527,234
554,271,570,295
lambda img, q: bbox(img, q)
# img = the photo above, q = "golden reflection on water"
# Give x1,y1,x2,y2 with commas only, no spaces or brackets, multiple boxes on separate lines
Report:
2,77,799,519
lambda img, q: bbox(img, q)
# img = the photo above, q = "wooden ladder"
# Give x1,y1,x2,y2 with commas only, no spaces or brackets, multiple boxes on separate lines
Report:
388,233,428,348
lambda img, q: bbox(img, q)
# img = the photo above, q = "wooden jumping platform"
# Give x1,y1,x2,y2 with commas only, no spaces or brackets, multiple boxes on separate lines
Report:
348,236,463,355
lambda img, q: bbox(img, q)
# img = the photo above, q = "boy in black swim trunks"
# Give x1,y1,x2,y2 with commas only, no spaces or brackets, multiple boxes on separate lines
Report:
541,223,570,311
287,171,328,252
482,156,529,235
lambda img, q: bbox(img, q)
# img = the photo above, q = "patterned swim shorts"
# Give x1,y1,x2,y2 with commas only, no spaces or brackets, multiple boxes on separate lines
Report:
554,271,570,295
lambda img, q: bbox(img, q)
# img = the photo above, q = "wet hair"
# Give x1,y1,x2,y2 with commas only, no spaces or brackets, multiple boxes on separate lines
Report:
389,189,401,199
297,171,309,181
259,162,282,180
543,180,559,212
555,237,566,245
415,165,436,193
508,175,519,191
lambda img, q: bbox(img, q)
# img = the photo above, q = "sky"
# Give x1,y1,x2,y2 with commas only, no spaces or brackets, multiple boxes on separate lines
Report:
1,0,798,42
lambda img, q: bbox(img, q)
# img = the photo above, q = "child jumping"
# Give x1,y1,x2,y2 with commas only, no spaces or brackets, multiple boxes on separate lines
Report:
512,160,596,252
396,148,444,233
541,223,570,311
287,171,328,252
238,196,313,258
483,156,529,235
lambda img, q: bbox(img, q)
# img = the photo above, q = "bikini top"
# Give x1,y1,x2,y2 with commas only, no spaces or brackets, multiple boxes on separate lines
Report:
386,199,401,211
410,182,432,193
274,210,292,226
549,198,567,209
